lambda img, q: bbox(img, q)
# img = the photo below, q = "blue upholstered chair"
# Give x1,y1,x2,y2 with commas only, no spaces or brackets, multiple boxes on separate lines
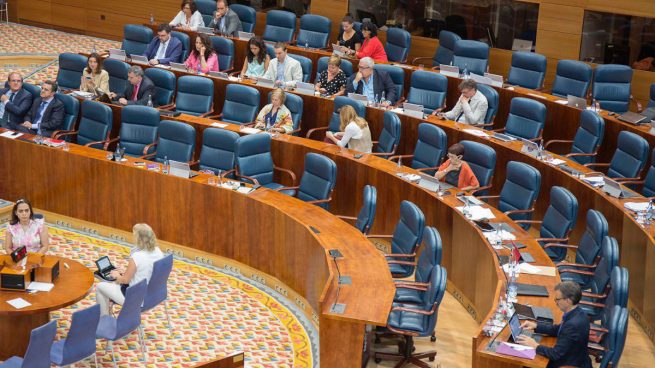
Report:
141,254,174,334
210,36,235,72
391,123,447,176
507,51,547,90
297,14,331,49
551,59,593,98
144,67,176,107
0,320,58,368
545,109,605,165
199,128,240,177
412,30,461,67
267,90,303,134
50,304,101,367
54,100,112,150
113,105,160,157
585,268,629,349
477,84,499,129
218,84,260,125
263,10,296,43
265,43,276,59
374,64,404,103
316,56,353,80
497,97,546,141
288,54,312,82
169,75,214,116
461,140,496,195
103,58,130,95
171,31,190,61
478,161,541,225
147,120,196,163
234,133,297,194
231,4,256,33
121,24,153,57
637,148,655,197
196,0,216,25
574,237,620,319
407,70,447,114
452,40,489,76
289,153,337,209
368,201,425,279
338,185,377,235
590,306,629,368
52,92,80,139
56,53,87,90
516,186,579,260
592,64,633,113
305,96,365,138
371,111,401,159
21,82,41,100
585,131,649,183
385,27,411,63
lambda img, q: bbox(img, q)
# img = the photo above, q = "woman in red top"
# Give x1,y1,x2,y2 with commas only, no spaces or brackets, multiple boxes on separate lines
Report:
435,143,480,191
356,21,388,62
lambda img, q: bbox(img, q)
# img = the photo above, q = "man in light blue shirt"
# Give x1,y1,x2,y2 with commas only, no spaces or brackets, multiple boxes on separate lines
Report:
264,42,303,88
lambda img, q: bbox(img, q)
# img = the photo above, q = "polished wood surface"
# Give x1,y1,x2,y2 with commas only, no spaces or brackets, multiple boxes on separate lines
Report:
192,352,245,368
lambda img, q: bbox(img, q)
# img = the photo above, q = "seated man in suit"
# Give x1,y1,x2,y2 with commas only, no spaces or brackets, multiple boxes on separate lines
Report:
345,57,397,106
109,66,156,106
435,79,488,126
517,281,592,368
17,80,64,137
0,72,33,130
264,42,303,89
208,0,242,37
143,23,183,66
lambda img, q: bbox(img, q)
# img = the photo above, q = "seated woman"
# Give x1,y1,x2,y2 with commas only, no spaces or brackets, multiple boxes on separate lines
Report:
96,223,164,315
336,14,363,57
4,199,49,254
435,143,480,191
240,36,270,78
356,21,388,62
185,34,219,73
170,0,205,31
254,88,294,134
325,105,372,153
315,55,347,97
80,53,110,95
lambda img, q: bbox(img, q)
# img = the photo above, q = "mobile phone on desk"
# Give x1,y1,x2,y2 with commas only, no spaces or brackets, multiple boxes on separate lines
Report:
353,153,364,159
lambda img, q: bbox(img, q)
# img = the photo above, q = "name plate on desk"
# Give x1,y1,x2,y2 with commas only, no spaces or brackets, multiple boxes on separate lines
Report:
108,49,127,61
402,102,425,119
238,31,254,40
256,77,275,88
130,55,149,64
484,73,504,87
170,62,188,72
209,71,229,79
520,138,540,157
439,64,459,78
197,26,214,34
348,93,369,104
469,73,495,87
295,81,315,95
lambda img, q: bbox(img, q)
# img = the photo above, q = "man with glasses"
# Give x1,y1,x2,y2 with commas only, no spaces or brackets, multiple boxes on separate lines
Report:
346,57,397,106
110,66,156,106
17,80,64,137
143,23,183,65
0,72,33,130
208,0,242,37
435,79,488,126
517,281,592,368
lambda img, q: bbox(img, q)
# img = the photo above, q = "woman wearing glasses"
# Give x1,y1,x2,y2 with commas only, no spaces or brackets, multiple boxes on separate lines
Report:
435,143,479,191
170,0,205,31
4,199,49,254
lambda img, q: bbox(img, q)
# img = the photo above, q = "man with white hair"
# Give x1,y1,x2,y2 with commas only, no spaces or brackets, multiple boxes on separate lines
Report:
345,57,397,106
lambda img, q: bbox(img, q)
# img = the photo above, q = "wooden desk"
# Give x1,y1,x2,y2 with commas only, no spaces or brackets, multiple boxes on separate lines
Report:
0,255,93,360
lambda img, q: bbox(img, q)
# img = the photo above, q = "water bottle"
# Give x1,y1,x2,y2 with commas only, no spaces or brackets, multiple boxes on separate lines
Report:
146,95,153,108
163,156,169,174
114,144,121,161
507,263,518,302
305,41,309,49
537,139,544,159
494,227,502,247
463,63,470,79
381,91,386,106
217,169,223,186
197,63,202,75
265,116,271,131
463,197,471,219
594,99,601,112
149,14,155,25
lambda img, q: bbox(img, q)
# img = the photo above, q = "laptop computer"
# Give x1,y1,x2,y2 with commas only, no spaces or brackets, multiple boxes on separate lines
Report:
256,76,275,88
402,102,425,119
520,138,540,157
508,312,542,343
492,132,515,142
170,62,188,72
348,93,369,104
295,81,315,94
617,111,647,125
511,39,533,52
130,54,149,64
169,160,199,179
567,95,587,109
108,49,127,61
417,173,453,192
484,73,504,88
237,31,254,40
208,71,229,79
197,26,215,34
439,64,459,78
498,242,535,265
602,177,638,198
513,303,554,323
457,195,484,206
94,256,116,281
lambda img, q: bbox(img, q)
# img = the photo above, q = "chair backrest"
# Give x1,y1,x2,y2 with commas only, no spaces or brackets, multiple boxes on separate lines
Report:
115,280,147,339
384,27,411,63
297,153,337,209
607,131,649,179
642,148,655,197
599,306,629,368
77,100,113,149
231,4,256,33
234,133,275,185
57,53,87,90
573,209,609,267
263,10,296,43
354,185,377,234
268,90,303,132
210,36,235,71
452,40,489,76
461,140,496,194
144,67,176,107
328,96,365,132
373,64,404,102
433,30,461,66
22,320,58,367
196,0,216,25
119,105,160,157
199,128,240,175
54,92,80,132
649,84,655,108
407,70,448,114
390,201,425,277
592,64,633,113
476,84,499,126
375,111,401,156
498,161,541,224
507,51,547,90
22,82,41,100
288,54,312,83
539,186,578,261
411,123,447,175
175,75,214,116
421,265,447,335
154,120,196,164
171,31,191,60
61,304,101,363
551,59,593,98
569,109,605,165
142,254,174,311
222,84,260,124
316,56,354,80
297,14,331,49
600,267,628,329
103,58,130,95
504,97,546,140
415,226,443,283
265,43,276,59
588,236,619,295
121,24,154,57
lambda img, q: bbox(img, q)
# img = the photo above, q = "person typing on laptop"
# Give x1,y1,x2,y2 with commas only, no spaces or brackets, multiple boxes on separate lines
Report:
434,143,480,191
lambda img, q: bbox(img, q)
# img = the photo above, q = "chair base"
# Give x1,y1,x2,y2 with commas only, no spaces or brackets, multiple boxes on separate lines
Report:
373,335,437,368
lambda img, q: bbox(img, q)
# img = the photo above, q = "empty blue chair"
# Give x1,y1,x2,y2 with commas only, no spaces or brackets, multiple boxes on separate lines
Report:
639,148,655,197
461,140,496,195
103,58,130,95
121,24,153,57
338,185,377,235
392,123,447,176
412,30,461,67
649,84,655,108
407,71,447,114
196,0,216,25
591,306,629,368
199,128,239,177
50,304,101,367
574,237,620,318
586,130,649,182
288,54,312,82
56,53,87,90
116,105,160,157
306,96,366,138
297,14,331,49
231,4,256,33
141,254,174,334
479,161,541,224
172,75,214,116
392,226,442,304
557,209,608,286
545,109,605,165
500,97,546,141
234,133,296,194
551,59,593,98
0,320,57,368
171,31,191,61
477,84,499,129
210,36,235,72
372,111,401,158
263,10,296,43
385,27,411,63
585,268,628,346
294,153,337,209
374,64,404,103
55,100,112,149
268,90,303,133
149,120,196,163
219,84,260,125
452,40,489,76
52,92,80,138
144,67,176,107
592,64,633,113
507,51,547,90
316,56,354,80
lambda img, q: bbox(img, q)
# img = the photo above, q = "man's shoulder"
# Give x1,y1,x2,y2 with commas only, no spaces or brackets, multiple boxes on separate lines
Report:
142,76,156,88
169,36,182,46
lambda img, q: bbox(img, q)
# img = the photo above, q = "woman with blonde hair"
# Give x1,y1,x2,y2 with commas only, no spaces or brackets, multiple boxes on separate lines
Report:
254,88,294,134
96,223,164,315
326,105,372,153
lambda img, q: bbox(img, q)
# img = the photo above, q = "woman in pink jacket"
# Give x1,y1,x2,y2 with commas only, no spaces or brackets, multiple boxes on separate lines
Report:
185,34,219,73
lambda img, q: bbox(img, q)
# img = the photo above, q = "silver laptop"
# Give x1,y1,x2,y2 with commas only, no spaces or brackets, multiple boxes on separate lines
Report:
520,138,540,157
492,132,515,142
439,64,459,78
197,26,214,34
469,73,494,86
348,93,369,104
209,71,229,79
169,160,198,179
418,173,453,192
295,81,315,94
602,178,624,198
618,111,647,125
130,54,149,64
170,62,188,72
402,102,424,119
512,39,533,52
567,95,587,109
484,72,504,87
108,49,127,61
256,76,275,88
238,31,254,40
458,195,484,206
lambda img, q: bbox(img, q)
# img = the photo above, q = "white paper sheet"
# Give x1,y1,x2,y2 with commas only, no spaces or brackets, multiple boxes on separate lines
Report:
456,206,496,220
27,282,54,292
7,298,31,309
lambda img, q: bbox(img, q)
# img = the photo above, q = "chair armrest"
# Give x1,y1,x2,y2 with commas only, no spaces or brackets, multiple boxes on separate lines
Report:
84,139,110,149
476,194,500,200
366,234,393,238
217,169,236,178
544,139,573,150
199,110,215,118
584,162,610,169
394,281,430,288
103,136,120,151
159,104,175,111
140,152,156,159
385,253,416,258
206,113,223,120
142,140,158,156
236,173,260,186
273,165,297,186
391,304,437,316
389,154,414,163
220,67,233,74
582,290,608,299
411,56,434,65
229,71,241,77
393,283,427,291
470,185,493,196
370,151,394,158
477,122,494,129
387,260,418,266
579,300,606,309
565,152,598,158
590,325,609,333
613,176,642,183
543,243,578,250
560,269,595,276
535,237,569,243
557,261,596,269
587,342,606,352
416,166,440,173
618,179,644,186
514,220,543,225
305,126,328,139
274,185,299,192
55,131,79,139
336,215,357,221
491,128,505,133
306,197,333,205
504,208,534,216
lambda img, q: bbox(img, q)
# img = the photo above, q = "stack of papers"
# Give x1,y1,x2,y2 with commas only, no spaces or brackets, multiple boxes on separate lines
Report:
503,263,557,276
211,122,228,128
546,158,566,166
456,206,495,220
6,298,31,309
240,127,261,135
625,202,651,212
484,229,516,243
27,282,54,292
463,128,489,137
0,131,23,139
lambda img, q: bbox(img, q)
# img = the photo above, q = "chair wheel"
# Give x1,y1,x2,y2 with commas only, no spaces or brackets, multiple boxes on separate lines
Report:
374,358,382,363
429,357,435,362
430,335,436,342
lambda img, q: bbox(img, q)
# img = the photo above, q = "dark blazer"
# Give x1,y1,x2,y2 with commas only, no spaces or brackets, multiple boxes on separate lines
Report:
143,36,183,65
345,69,398,104
208,8,243,37
116,76,156,106
22,97,65,136
0,88,33,129
535,306,592,368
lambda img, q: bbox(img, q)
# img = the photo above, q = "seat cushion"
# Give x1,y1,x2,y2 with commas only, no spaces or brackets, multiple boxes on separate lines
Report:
387,302,429,333
96,315,118,340
558,269,590,286
388,260,413,278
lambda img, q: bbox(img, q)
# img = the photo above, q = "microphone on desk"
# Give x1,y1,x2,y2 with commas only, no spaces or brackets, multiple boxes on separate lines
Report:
328,249,349,314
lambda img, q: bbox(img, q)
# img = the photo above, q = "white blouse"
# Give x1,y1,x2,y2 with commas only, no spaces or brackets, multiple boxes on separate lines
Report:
170,10,205,31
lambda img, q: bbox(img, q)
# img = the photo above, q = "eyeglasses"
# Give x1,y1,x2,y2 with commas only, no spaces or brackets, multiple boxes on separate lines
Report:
359,66,371,70
9,79,21,83
554,297,566,302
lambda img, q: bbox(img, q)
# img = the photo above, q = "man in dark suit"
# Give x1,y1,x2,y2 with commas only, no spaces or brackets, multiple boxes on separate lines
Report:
517,281,592,368
346,56,397,106
0,72,33,130
143,23,183,65
109,66,156,106
17,80,64,137
208,0,242,37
